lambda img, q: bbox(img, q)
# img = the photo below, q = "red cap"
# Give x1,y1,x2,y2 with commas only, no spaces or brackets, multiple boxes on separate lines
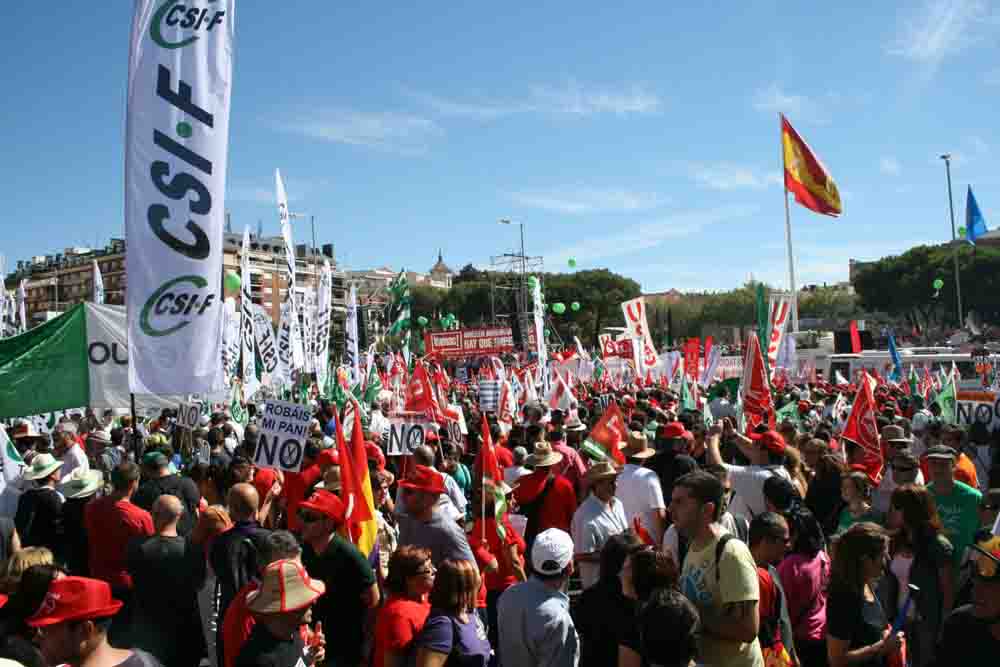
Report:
365,441,386,471
623,396,636,408
398,464,446,495
425,430,440,443
751,430,786,455
797,400,811,414
298,489,346,524
660,422,687,439
316,448,340,469
27,577,123,627
252,467,279,501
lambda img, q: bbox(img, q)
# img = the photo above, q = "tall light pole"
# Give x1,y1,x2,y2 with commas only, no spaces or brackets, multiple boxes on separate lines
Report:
499,218,527,322
940,154,964,326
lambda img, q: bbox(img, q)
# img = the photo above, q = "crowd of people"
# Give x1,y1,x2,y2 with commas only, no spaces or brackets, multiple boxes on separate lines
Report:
1,376,1000,667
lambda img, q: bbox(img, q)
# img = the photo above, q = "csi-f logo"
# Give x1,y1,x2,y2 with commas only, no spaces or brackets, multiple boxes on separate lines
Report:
141,275,216,337
151,0,226,49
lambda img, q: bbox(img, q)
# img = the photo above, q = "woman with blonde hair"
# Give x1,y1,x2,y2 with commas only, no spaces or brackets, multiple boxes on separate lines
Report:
0,546,53,594
412,559,491,667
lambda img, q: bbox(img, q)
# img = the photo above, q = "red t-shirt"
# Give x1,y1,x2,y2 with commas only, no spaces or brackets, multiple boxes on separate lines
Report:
470,516,525,592
84,497,153,590
252,467,279,503
513,471,576,535
284,464,322,532
757,567,783,648
372,596,431,667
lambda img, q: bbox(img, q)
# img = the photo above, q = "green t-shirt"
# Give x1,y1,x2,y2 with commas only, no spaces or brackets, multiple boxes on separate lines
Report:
836,506,883,535
929,480,982,568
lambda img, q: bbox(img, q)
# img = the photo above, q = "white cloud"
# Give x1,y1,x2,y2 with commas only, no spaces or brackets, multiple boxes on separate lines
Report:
689,163,782,191
406,81,662,119
543,204,759,266
277,109,442,153
509,188,665,215
885,0,993,72
752,84,833,124
880,157,901,175
228,178,321,203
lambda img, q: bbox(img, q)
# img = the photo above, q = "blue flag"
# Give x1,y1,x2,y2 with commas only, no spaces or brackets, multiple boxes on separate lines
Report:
966,186,988,244
888,333,903,382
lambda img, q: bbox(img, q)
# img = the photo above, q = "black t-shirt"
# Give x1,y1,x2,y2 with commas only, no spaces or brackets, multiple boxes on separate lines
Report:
935,604,1000,665
114,649,165,667
826,589,887,667
132,474,201,536
301,534,375,665
236,623,306,667
14,487,63,553
573,579,639,667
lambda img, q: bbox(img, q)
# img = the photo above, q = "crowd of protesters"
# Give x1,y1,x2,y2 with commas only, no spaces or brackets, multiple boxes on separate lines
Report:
1,374,1000,667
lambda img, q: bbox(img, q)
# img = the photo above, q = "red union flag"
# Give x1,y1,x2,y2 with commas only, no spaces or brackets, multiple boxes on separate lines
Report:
684,338,700,381
741,333,773,429
599,334,616,359
581,401,627,464
841,372,883,484
621,297,658,371
766,293,793,377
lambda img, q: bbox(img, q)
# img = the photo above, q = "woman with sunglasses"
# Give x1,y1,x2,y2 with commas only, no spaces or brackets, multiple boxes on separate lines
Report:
885,484,954,667
412,558,492,667
372,546,436,667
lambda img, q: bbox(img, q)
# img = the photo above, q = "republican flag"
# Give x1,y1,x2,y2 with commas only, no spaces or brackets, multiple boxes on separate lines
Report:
966,187,989,245
781,114,842,217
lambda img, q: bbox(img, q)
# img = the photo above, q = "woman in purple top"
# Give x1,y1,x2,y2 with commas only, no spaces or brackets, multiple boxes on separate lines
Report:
777,507,830,667
413,558,492,667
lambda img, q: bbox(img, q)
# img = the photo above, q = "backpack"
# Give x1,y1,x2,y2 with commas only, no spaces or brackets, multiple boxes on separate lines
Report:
679,533,736,584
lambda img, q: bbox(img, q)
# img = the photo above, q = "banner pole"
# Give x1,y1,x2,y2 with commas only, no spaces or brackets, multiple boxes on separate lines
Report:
780,113,800,333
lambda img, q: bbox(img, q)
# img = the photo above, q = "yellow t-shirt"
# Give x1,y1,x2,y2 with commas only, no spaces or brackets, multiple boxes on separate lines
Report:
680,534,764,667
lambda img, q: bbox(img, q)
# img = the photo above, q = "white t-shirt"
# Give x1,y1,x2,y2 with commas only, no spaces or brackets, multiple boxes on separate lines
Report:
873,466,925,514
723,464,791,520
615,463,666,540
571,494,629,589
60,445,89,480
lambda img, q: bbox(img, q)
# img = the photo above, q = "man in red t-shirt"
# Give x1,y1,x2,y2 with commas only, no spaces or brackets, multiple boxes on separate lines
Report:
283,443,323,533
221,530,305,667
512,442,577,547
83,462,152,642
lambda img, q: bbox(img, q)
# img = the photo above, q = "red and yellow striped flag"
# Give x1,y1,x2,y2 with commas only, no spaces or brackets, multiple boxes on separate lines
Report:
781,114,842,217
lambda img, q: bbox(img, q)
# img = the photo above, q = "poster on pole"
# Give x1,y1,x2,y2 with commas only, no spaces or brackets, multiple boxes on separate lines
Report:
255,400,311,472
385,415,432,456
176,401,202,430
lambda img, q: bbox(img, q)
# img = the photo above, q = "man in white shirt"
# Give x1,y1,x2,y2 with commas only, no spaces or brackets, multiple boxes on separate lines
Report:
873,425,924,513
705,420,790,521
53,423,89,480
572,461,628,588
615,432,667,544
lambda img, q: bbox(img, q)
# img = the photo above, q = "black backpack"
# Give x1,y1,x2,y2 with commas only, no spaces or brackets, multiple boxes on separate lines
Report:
678,533,736,585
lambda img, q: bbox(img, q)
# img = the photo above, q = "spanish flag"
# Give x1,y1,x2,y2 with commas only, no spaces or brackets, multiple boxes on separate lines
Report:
781,114,842,217
337,403,378,557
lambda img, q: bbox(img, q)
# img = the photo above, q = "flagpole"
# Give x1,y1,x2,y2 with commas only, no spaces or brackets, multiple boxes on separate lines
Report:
940,154,964,326
780,114,800,333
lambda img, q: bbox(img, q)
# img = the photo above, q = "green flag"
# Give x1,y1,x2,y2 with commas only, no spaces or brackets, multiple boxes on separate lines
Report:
708,377,740,403
363,364,383,405
934,378,957,424
756,284,770,377
775,400,801,432
680,373,696,411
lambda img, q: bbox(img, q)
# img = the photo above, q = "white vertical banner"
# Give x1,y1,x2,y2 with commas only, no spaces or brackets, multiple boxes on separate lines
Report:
346,283,360,384
766,291,793,378
300,290,314,375
16,279,26,333
239,227,260,400
275,169,304,381
531,277,549,395
621,296,659,375
93,261,105,305
700,345,722,385
252,303,279,384
221,297,240,383
125,0,233,395
314,261,332,391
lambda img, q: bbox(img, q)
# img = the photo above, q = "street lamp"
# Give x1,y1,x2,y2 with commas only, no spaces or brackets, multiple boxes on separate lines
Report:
940,154,964,326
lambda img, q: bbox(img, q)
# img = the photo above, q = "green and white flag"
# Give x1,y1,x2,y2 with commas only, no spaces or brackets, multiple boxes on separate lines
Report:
363,363,383,406
775,400,802,432
388,271,411,363
0,303,181,419
0,425,26,491
934,375,957,424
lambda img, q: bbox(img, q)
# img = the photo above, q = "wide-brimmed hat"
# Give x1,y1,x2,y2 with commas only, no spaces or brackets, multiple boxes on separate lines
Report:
398,465,447,495
26,577,123,627
24,454,61,481
623,431,655,460
925,444,957,461
59,469,103,499
564,413,587,432
11,420,40,440
584,460,619,484
247,559,326,614
881,424,911,444
527,441,564,468
86,429,112,445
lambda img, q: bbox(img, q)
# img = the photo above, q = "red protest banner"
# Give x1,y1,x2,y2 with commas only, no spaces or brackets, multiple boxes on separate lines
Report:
424,326,537,359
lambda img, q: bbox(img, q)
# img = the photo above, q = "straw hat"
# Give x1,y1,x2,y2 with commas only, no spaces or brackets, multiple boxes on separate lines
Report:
527,441,564,468
622,431,654,460
564,413,587,432
59,469,104,500
246,559,326,614
584,460,619,484
24,453,62,481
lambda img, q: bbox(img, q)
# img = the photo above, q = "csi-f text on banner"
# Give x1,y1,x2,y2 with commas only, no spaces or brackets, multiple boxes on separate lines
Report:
255,400,311,472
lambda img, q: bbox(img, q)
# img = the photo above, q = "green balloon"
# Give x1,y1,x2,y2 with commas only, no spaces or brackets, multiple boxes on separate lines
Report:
933,278,944,290
568,258,577,268
417,316,429,327
552,302,566,315
527,276,538,288
224,271,241,292
571,301,581,311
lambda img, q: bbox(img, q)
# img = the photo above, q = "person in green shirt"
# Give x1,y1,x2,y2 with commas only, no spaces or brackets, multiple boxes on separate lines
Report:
440,440,472,517
926,444,982,571
836,471,883,535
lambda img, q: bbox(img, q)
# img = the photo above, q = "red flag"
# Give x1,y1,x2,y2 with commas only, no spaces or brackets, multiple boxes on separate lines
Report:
582,401,627,464
475,414,502,483
840,373,883,484
849,320,862,353
741,333,774,430
632,516,655,546
704,336,713,371
334,415,362,534
684,338,700,381
405,361,445,422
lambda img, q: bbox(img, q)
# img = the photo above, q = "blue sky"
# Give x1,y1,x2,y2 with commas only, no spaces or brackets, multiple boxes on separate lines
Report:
3,1,999,292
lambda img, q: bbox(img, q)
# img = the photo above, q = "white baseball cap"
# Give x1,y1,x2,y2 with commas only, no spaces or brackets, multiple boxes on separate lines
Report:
531,528,574,576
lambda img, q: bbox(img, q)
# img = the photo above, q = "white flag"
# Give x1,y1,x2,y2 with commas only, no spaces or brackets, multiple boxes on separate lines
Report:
532,277,549,395
252,303,279,383
346,284,361,384
125,0,233,395
314,261,333,390
16,280,26,333
275,169,304,380
222,297,240,382
239,227,260,400
93,261,105,305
